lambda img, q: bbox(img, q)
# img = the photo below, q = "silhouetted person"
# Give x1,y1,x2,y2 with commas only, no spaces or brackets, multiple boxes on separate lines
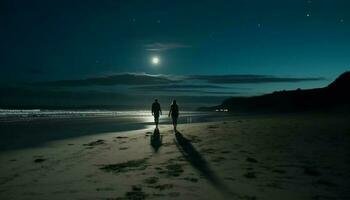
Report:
168,100,179,132
151,99,162,128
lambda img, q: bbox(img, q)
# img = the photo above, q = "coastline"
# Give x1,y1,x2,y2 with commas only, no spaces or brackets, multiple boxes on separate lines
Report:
1,113,350,199
0,111,228,151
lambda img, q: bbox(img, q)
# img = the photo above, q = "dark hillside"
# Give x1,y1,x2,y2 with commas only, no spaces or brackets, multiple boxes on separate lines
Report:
200,72,350,112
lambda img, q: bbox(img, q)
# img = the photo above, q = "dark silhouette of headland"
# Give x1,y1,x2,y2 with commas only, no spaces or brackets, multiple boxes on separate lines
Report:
200,71,350,113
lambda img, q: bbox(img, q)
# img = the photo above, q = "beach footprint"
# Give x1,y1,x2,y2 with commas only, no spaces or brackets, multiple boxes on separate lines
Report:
83,139,105,147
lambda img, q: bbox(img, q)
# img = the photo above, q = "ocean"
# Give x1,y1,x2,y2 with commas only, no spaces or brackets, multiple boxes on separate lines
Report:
0,109,228,151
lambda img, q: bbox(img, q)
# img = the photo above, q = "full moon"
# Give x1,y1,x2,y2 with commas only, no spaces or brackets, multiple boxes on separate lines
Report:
151,56,160,65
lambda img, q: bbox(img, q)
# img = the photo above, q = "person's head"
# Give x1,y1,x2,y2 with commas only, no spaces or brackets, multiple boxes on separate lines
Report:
172,100,177,105
154,99,158,102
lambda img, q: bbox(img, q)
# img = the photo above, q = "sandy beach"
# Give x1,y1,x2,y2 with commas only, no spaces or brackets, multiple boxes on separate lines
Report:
1,113,350,200
2,0,349,199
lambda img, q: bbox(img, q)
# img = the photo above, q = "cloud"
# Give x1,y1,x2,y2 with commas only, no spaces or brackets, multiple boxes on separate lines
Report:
136,88,238,96
157,89,238,95
0,85,143,108
132,84,239,96
29,73,325,88
32,73,179,87
144,42,191,51
201,91,239,95
0,86,228,109
132,84,227,90
187,74,325,84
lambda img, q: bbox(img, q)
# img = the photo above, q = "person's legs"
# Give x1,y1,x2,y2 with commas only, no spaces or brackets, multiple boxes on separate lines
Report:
154,117,159,128
172,116,178,131
174,117,177,131
154,115,159,128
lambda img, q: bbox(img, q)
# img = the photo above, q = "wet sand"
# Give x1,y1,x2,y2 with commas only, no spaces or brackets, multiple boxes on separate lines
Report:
0,113,349,199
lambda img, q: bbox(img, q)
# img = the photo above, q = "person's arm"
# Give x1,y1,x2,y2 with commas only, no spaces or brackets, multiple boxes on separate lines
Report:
151,104,154,116
160,105,162,115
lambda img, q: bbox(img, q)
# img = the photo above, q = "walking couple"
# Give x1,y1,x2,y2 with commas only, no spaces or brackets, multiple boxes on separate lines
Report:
151,99,179,131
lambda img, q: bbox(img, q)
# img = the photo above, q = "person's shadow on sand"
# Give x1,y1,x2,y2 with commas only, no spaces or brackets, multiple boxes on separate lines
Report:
150,128,162,152
174,131,234,197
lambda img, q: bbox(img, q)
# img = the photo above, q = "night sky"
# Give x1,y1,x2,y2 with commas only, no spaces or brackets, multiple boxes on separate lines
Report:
0,0,349,109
